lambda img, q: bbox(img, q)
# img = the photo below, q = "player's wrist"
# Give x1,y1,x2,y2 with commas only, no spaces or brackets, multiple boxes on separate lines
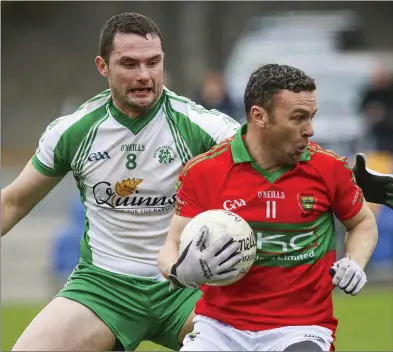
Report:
345,252,367,271
168,263,198,289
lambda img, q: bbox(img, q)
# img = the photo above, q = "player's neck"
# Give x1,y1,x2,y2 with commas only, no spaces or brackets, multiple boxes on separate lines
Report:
244,132,283,172
112,99,145,120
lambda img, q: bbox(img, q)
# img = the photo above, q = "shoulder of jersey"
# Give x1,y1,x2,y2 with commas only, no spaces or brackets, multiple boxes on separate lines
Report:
46,90,112,132
307,141,348,166
164,86,233,118
164,86,199,107
181,138,233,175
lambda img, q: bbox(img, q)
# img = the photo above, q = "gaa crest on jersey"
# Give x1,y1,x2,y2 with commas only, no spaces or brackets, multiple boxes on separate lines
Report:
297,194,317,214
153,145,177,164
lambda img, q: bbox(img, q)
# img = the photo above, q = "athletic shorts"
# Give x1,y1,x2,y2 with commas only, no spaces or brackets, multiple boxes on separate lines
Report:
181,315,334,351
56,259,202,351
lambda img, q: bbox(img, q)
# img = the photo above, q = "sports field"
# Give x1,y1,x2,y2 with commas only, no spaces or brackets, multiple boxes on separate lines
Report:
2,287,392,351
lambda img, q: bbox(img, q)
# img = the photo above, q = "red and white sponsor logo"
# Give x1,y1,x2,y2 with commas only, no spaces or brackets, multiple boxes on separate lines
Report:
177,196,188,206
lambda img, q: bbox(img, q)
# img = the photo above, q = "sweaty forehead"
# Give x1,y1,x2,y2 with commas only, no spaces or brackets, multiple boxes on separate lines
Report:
275,90,317,112
111,32,163,60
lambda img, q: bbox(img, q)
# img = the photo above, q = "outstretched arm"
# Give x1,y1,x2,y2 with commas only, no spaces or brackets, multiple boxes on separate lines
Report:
331,202,378,295
352,153,393,209
1,160,63,236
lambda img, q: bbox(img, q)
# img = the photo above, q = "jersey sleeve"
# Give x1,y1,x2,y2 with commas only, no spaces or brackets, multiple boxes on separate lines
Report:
204,112,240,146
194,110,240,150
331,156,365,221
31,117,72,177
174,162,206,218
165,90,240,159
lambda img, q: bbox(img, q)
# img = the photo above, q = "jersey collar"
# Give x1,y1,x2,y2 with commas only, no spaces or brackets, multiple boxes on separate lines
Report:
231,124,311,163
231,124,253,163
109,91,165,135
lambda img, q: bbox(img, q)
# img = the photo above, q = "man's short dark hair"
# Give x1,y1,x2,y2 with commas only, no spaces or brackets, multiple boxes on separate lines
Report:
99,13,164,62
244,64,316,116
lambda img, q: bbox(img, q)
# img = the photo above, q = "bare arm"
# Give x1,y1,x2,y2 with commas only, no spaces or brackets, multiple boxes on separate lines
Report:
341,202,378,270
1,159,63,236
157,214,192,279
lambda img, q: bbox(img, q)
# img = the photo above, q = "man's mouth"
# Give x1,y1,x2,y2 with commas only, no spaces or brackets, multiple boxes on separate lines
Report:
130,88,153,93
294,145,308,154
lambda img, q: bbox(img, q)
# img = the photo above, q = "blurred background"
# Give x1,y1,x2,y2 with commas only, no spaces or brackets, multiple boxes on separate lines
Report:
1,1,393,351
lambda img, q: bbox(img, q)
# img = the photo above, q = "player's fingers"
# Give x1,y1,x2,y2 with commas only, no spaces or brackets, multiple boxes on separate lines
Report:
217,252,243,271
329,266,337,278
209,234,238,257
194,225,210,250
350,273,367,296
338,266,356,289
355,153,366,170
332,262,350,286
343,269,362,294
215,268,240,281
215,238,240,256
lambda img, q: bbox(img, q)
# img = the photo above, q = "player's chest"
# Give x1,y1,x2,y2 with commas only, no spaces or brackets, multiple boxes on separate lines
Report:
208,167,335,267
210,170,331,224
72,116,183,196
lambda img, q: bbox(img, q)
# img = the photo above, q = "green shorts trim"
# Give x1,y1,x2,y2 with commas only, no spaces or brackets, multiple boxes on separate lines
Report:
57,259,202,351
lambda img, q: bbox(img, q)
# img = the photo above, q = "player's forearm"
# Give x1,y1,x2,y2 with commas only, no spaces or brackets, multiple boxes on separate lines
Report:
1,191,30,236
157,241,180,279
344,213,378,270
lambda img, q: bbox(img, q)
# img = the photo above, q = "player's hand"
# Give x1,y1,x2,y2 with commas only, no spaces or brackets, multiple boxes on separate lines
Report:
168,225,242,289
329,254,367,295
352,153,393,209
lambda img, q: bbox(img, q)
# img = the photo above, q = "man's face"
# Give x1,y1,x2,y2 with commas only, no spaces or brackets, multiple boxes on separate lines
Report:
97,33,164,114
264,90,317,165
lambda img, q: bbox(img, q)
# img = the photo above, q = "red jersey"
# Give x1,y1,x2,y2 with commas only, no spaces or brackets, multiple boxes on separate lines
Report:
175,125,364,335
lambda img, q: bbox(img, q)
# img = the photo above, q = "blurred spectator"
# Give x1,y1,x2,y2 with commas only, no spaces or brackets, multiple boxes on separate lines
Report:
359,65,393,153
196,70,239,120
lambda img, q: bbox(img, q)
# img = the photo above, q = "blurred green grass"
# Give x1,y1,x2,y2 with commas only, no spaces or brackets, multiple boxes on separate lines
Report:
2,287,392,351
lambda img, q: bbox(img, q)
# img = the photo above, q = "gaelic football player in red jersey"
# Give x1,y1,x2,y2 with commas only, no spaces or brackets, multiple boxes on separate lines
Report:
158,64,379,351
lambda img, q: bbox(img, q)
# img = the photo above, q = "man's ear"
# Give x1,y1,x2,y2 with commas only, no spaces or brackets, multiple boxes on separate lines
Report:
95,56,109,78
250,105,269,128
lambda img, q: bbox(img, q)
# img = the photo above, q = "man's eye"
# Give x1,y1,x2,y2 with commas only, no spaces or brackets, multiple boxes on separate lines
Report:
123,62,137,68
147,61,159,67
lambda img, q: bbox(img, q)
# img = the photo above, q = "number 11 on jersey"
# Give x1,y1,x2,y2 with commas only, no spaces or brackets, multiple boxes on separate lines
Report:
266,200,277,219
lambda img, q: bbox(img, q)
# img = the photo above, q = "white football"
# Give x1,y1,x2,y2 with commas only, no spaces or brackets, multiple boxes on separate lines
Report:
179,209,256,286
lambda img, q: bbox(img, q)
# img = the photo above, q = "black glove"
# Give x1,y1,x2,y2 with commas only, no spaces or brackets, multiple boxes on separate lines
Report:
352,153,393,209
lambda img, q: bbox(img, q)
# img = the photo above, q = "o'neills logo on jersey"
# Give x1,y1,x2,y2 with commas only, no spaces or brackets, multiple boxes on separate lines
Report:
92,177,176,212
258,190,285,199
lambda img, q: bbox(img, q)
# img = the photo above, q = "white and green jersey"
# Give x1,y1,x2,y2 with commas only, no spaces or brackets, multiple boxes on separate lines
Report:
32,87,240,277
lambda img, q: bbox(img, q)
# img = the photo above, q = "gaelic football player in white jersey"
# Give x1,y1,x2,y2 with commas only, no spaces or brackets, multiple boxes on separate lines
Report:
1,12,392,352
